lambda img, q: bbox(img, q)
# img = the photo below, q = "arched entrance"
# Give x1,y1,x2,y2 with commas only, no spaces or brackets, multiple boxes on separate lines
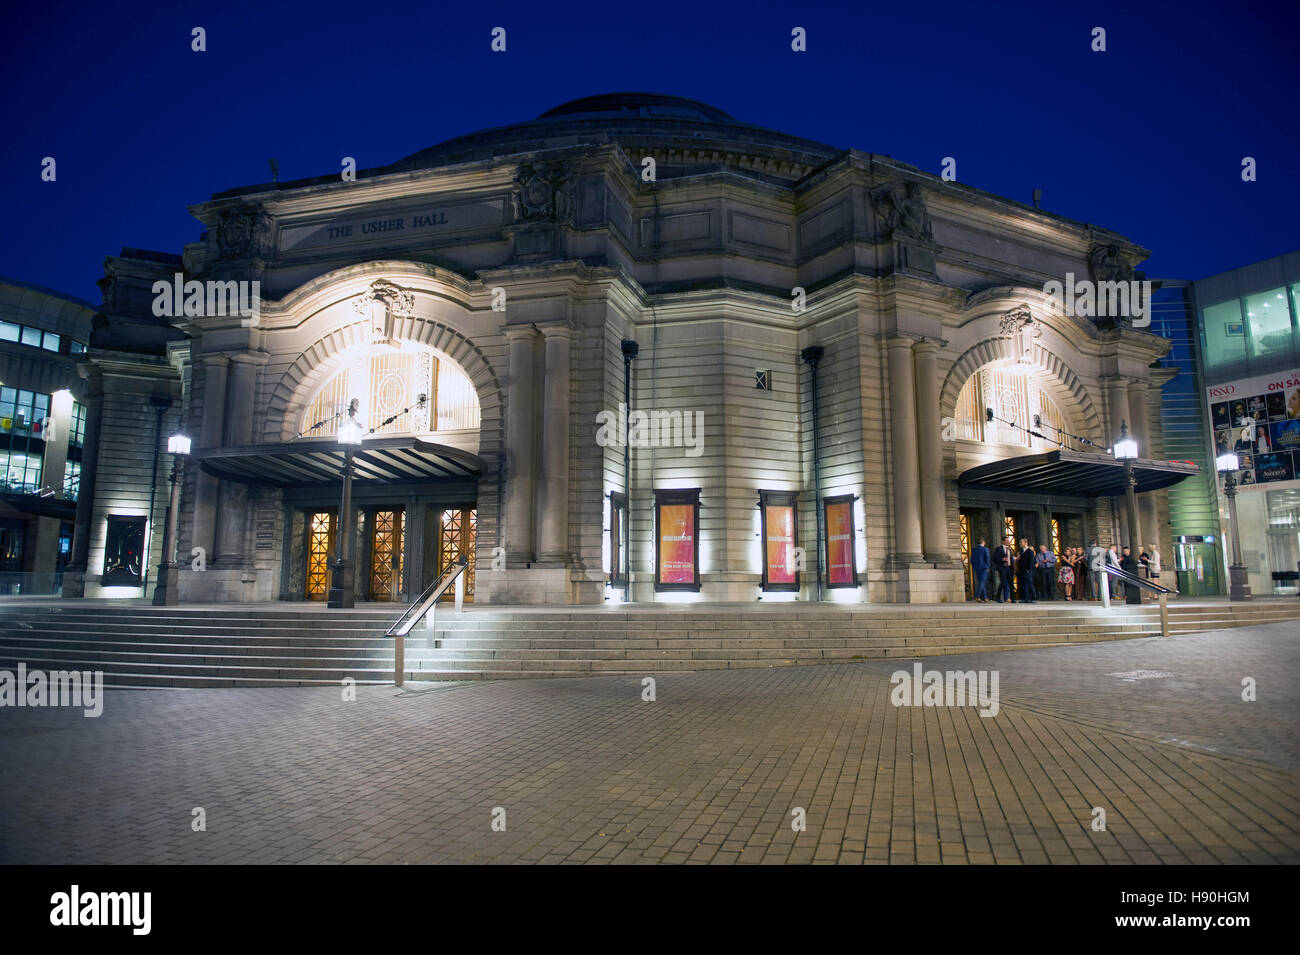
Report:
948,350,1100,600
286,341,482,602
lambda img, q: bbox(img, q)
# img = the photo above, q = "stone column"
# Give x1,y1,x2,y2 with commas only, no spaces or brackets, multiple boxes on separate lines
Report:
1128,379,1159,553
538,324,572,563
215,354,259,566
886,336,923,562
62,368,104,598
191,355,229,560
1104,377,1131,550
913,339,948,561
503,325,538,563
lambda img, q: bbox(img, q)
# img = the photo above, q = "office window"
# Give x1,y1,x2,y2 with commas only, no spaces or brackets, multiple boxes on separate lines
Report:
41,332,60,352
0,322,18,342
70,341,87,354
20,326,41,347
1245,288,1294,361
1202,299,1246,369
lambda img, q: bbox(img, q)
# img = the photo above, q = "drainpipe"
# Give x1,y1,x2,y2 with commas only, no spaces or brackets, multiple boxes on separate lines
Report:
621,339,639,604
802,346,825,601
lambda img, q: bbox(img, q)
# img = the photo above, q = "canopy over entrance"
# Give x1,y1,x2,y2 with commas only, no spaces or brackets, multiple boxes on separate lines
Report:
195,437,484,487
958,449,1199,496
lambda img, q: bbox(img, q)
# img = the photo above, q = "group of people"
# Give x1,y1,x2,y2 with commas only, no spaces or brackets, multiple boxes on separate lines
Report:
969,537,1162,603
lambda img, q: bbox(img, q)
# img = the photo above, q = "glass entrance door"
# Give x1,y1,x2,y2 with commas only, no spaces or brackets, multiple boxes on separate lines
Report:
304,510,336,600
368,508,405,601
437,507,476,602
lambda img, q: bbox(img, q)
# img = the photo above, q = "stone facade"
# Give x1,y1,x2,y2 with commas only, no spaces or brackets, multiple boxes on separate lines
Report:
68,93,1177,605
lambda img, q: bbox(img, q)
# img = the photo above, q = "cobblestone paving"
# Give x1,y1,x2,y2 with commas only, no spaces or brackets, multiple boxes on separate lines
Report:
2,621,1297,864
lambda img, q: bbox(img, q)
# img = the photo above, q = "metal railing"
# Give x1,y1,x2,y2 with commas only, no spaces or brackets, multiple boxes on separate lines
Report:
1097,564,1177,637
385,555,467,685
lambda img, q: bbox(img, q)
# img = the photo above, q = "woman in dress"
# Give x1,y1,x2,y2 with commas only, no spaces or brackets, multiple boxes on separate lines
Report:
1058,555,1076,600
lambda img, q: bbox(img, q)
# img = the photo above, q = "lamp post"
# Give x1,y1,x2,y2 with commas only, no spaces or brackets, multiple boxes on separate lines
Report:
1216,450,1252,601
1113,421,1140,552
327,399,364,609
152,432,191,606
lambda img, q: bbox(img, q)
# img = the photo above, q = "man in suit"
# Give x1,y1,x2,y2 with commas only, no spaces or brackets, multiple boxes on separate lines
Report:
991,536,1014,603
1017,538,1037,603
1120,545,1138,601
971,538,990,602
1087,541,1106,600
1105,544,1123,599
1035,544,1056,601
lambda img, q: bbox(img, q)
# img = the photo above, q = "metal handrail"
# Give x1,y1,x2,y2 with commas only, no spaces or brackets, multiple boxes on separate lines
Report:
1099,564,1177,595
1096,563,1177,637
386,555,467,638
387,555,467,686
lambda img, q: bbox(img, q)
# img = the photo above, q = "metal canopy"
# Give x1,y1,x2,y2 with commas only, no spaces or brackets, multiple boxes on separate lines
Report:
958,449,1199,496
194,437,484,487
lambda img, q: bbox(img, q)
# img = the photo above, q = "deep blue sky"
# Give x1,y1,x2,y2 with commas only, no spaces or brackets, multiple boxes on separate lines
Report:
2,0,1296,304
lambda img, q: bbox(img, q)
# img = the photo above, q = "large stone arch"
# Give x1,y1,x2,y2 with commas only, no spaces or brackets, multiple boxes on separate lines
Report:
260,261,502,444
942,291,1105,444
270,319,501,443
940,338,1103,443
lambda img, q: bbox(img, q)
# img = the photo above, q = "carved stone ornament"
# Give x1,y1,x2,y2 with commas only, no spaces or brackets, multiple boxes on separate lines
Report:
1088,243,1136,284
511,162,571,222
215,204,274,261
352,279,416,318
352,279,415,345
871,181,934,244
999,304,1041,362
97,269,118,311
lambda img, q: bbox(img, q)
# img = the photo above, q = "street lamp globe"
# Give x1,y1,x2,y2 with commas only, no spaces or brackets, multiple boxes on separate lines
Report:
338,398,365,446
1113,422,1138,460
167,432,192,456
1216,450,1239,473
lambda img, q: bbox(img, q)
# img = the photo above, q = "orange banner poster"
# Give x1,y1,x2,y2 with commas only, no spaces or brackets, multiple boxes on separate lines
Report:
825,499,855,585
658,504,696,584
765,504,796,584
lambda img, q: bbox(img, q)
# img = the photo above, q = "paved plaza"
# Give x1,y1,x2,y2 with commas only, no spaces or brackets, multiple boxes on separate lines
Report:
2,621,1298,865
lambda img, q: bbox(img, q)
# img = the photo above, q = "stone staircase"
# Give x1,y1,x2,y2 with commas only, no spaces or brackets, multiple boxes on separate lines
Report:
0,599,1297,689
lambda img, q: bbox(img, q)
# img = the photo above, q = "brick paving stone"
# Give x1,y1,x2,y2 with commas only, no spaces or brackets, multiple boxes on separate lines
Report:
0,621,1296,864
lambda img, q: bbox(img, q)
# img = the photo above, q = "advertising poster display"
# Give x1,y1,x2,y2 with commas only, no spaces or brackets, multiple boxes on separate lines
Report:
1208,367,1300,487
654,489,700,590
824,495,857,587
760,495,797,590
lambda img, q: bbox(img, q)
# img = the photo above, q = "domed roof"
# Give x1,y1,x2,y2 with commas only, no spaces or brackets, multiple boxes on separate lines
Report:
391,93,840,181
537,93,736,123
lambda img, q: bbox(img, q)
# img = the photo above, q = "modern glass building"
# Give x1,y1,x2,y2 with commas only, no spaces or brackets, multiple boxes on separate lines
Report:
0,278,96,593
1189,250,1300,596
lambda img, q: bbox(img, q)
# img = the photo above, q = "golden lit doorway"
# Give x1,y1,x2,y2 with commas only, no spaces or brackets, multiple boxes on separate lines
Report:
369,509,405,601
437,507,476,602
305,510,336,600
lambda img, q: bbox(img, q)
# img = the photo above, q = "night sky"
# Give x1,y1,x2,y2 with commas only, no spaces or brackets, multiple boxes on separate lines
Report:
2,0,1296,304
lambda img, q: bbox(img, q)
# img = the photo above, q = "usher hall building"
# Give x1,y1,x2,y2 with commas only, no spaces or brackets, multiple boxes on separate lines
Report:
51,93,1194,607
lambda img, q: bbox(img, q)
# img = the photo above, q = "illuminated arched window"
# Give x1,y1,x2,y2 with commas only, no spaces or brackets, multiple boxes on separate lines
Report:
299,346,480,439
954,366,1069,450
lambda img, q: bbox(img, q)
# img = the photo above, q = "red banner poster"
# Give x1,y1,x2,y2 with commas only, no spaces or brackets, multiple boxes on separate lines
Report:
765,504,796,584
825,499,856,585
658,504,696,584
